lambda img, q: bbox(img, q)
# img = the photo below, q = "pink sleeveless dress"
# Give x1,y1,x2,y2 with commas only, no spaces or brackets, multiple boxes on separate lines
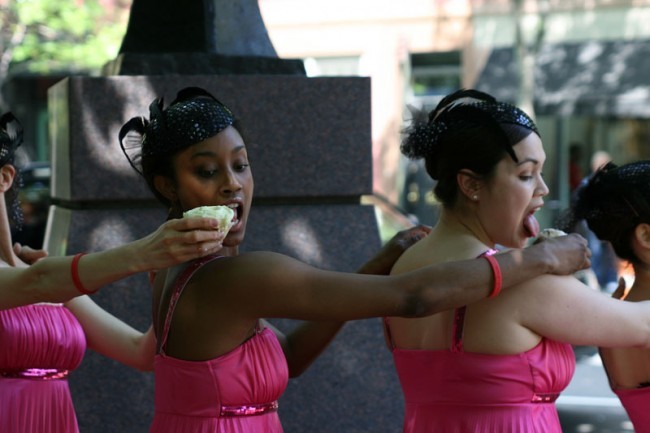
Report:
150,254,289,433
0,303,86,433
385,251,575,433
613,387,650,433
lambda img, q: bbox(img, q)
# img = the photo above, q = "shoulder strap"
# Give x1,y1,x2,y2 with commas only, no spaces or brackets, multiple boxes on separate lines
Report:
159,254,223,353
450,248,499,353
451,307,466,352
382,317,396,350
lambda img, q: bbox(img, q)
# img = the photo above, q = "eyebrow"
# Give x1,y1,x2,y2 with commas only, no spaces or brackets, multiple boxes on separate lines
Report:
190,145,246,160
516,157,540,166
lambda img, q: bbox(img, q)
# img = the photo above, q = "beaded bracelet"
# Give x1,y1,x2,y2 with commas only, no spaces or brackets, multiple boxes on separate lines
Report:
483,254,502,299
71,253,95,295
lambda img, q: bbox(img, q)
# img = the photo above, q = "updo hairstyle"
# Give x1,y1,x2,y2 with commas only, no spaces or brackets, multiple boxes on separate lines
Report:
569,161,650,264
400,89,539,208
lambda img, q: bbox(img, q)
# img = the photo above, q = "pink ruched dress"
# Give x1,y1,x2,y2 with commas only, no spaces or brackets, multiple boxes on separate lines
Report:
385,304,575,432
150,254,289,433
613,387,650,433
0,303,86,433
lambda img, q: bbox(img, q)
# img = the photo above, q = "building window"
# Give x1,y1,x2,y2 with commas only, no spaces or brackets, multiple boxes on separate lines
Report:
409,51,461,111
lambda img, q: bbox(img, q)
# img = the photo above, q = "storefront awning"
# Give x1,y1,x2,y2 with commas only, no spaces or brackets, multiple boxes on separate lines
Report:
475,39,650,118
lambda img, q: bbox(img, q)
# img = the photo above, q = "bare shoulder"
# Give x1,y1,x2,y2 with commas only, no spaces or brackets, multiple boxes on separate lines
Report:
192,251,312,291
505,273,591,302
202,251,303,273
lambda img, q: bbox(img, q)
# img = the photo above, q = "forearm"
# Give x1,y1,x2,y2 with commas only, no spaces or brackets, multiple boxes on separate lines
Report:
21,245,142,304
74,242,149,290
498,246,551,290
403,246,552,317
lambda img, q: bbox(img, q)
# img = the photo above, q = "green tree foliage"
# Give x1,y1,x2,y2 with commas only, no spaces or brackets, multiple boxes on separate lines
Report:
1,0,128,75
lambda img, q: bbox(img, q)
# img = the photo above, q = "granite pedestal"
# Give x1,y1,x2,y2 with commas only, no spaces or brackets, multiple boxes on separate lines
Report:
47,75,405,433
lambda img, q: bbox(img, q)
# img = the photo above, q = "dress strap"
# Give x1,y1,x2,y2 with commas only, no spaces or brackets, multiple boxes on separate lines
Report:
382,317,396,350
450,248,499,353
451,307,466,353
159,254,224,354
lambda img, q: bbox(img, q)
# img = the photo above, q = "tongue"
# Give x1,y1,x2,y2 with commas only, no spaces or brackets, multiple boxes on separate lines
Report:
524,214,540,238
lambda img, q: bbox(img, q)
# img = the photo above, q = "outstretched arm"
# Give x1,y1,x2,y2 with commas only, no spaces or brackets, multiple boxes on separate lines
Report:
274,225,431,377
230,232,590,321
0,217,225,309
265,228,587,377
199,231,588,375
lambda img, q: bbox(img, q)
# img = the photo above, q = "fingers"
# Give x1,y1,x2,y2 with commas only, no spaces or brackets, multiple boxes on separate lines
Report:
13,242,48,264
393,225,430,249
166,217,219,232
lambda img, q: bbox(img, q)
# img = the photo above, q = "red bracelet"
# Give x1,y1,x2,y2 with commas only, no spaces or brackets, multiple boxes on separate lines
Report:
483,254,502,299
71,253,95,295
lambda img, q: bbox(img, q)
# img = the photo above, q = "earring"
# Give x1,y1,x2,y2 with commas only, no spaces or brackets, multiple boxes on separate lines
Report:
472,195,478,201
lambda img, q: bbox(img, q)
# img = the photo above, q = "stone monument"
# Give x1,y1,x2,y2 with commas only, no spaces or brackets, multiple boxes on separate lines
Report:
47,2,405,432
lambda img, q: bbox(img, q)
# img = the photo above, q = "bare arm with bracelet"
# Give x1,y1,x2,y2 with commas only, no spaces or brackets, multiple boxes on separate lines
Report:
0,217,226,310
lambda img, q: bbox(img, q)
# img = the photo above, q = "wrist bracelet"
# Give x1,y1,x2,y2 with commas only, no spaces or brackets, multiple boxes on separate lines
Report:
71,253,96,295
483,254,502,299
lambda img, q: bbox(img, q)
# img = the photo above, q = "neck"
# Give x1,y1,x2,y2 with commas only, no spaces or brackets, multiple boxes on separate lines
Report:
632,262,650,292
435,207,494,248
218,245,239,257
430,208,493,256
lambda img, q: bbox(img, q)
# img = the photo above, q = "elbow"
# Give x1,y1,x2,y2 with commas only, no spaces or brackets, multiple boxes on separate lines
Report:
22,265,59,305
397,287,441,318
288,368,305,379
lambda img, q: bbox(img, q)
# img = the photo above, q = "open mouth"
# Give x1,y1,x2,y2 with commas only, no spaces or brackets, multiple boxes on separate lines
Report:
523,211,540,238
226,203,242,227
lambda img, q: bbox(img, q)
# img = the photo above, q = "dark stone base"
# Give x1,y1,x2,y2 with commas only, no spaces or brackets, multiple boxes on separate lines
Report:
48,73,404,433
102,52,306,76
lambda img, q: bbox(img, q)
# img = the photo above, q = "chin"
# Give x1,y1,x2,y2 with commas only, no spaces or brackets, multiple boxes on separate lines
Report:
223,232,245,248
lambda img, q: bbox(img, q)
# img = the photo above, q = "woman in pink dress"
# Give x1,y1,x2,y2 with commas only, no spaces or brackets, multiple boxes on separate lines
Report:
0,112,229,433
568,160,650,433
385,89,650,433
118,87,591,432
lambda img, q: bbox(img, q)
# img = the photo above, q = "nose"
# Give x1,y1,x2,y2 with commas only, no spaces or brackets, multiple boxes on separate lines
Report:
220,169,242,195
537,174,549,197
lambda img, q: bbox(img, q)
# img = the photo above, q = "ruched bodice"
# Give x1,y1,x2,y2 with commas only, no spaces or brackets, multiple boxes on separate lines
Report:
0,303,86,433
385,250,575,433
390,338,574,432
150,255,289,433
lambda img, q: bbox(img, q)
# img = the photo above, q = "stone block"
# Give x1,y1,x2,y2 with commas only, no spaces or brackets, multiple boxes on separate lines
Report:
47,75,405,433
48,75,372,203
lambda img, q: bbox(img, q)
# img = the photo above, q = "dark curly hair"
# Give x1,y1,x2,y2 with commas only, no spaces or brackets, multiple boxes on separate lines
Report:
564,161,650,264
0,112,24,228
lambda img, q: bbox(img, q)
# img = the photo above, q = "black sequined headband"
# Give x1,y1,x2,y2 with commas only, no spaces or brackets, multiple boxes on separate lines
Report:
0,112,24,167
119,87,235,176
402,97,539,163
